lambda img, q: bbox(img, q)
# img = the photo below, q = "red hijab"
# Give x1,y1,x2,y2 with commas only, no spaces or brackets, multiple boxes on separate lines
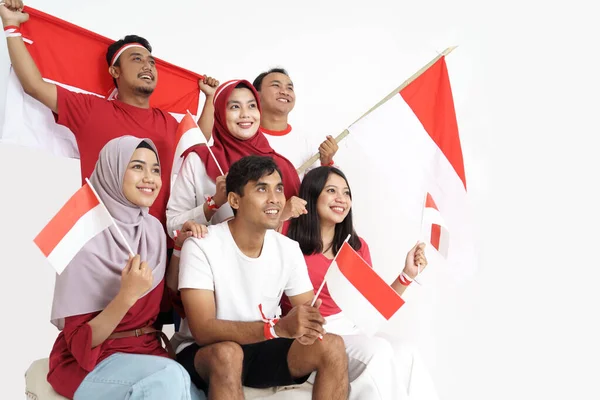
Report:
184,79,300,199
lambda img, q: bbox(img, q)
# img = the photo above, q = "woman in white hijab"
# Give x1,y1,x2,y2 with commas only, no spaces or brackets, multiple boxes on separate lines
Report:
46,136,204,400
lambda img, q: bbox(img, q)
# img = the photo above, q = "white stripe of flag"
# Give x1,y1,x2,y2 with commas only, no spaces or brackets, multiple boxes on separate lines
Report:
34,182,113,274
325,242,405,336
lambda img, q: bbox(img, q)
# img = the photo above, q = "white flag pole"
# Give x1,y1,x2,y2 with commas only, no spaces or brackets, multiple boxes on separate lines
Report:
311,234,352,307
186,110,225,176
296,46,458,175
412,192,429,285
85,178,135,257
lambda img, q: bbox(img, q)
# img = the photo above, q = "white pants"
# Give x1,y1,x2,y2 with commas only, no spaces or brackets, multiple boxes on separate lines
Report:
316,313,440,400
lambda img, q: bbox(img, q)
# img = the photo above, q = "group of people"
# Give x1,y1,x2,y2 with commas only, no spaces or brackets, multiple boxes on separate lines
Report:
1,1,433,399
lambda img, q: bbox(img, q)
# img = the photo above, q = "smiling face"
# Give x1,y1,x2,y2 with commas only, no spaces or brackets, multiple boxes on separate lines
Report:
122,147,162,207
258,72,295,116
229,170,286,230
316,172,352,227
225,87,261,140
111,46,157,96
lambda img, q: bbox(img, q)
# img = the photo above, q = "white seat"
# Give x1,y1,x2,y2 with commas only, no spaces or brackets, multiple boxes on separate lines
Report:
25,359,68,400
25,358,312,400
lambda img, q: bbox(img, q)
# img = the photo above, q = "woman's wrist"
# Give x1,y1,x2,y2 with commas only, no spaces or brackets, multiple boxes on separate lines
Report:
115,290,137,308
402,267,415,279
398,270,413,286
320,158,334,166
172,245,181,258
206,195,220,210
202,201,216,221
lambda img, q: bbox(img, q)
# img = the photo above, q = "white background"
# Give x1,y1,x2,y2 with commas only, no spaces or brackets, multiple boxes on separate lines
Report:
1,0,599,399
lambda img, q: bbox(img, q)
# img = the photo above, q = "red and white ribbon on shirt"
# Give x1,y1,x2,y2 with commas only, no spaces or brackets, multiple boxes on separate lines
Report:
258,304,279,340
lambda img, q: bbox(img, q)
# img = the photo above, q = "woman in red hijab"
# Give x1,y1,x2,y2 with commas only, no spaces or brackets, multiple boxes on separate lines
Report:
167,79,306,235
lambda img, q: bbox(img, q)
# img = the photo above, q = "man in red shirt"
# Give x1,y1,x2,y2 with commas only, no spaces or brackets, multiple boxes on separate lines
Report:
0,3,218,231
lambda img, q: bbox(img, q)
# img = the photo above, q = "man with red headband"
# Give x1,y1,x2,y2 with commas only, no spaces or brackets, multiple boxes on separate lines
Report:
0,1,218,231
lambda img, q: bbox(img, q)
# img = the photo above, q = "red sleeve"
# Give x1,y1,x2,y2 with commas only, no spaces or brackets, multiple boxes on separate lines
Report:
62,313,103,372
54,86,97,135
358,237,373,266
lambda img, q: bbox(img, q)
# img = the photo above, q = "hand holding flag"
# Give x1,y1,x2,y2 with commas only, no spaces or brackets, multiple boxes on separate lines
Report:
318,135,339,166
274,298,326,346
404,241,428,283
0,1,29,25
118,254,154,305
198,76,220,97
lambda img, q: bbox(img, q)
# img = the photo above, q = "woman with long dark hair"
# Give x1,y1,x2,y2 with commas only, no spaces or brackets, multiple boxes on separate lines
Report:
283,165,439,400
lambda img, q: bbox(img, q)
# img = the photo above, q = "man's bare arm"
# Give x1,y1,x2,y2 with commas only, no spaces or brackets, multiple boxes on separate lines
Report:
0,3,57,113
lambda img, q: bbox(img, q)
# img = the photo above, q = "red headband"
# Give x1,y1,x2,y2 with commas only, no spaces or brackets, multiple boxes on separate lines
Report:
110,43,147,66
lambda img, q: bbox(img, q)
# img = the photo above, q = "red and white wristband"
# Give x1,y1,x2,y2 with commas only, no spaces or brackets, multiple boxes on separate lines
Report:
4,25,21,38
259,304,279,340
398,271,413,286
264,318,279,340
205,195,220,211
172,230,181,257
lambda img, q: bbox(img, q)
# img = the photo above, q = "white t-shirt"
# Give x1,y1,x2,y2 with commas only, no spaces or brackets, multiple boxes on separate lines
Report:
174,221,313,352
166,152,234,238
261,125,320,172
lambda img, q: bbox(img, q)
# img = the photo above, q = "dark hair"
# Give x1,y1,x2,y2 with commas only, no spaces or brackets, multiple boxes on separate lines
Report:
226,155,282,215
252,67,289,91
136,140,158,161
287,166,361,255
235,82,251,90
106,35,152,88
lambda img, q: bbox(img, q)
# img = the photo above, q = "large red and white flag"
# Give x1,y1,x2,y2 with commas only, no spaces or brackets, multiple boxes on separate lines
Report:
34,182,112,274
324,242,405,336
346,53,476,280
423,192,450,258
0,6,203,158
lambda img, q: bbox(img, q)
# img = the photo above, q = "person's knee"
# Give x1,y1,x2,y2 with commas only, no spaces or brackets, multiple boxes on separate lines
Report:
321,334,348,366
202,341,244,374
159,361,192,392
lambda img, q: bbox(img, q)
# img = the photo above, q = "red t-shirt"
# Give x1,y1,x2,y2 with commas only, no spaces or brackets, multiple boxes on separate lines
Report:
55,86,179,231
47,281,167,399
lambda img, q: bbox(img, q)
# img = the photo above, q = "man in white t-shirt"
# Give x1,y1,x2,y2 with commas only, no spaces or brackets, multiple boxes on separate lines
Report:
175,155,349,399
253,68,339,171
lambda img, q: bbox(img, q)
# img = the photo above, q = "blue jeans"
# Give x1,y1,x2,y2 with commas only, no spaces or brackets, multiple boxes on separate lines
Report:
73,353,206,400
